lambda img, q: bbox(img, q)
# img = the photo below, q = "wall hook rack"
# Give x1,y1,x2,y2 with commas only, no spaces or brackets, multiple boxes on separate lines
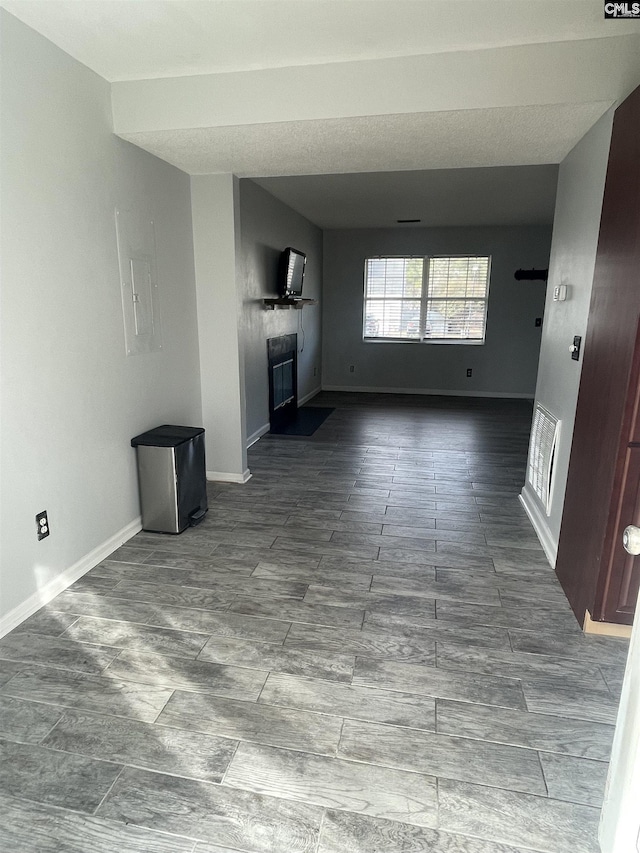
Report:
514,268,549,282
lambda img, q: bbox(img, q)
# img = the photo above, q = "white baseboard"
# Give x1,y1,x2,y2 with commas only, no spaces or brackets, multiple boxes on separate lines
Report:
247,423,269,448
207,469,252,484
321,384,534,399
519,488,557,567
0,516,142,638
298,386,322,406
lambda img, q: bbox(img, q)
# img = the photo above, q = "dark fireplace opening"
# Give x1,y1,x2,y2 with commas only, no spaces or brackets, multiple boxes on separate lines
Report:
267,334,297,430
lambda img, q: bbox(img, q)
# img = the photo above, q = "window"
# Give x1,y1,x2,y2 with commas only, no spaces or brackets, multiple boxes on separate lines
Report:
363,255,491,343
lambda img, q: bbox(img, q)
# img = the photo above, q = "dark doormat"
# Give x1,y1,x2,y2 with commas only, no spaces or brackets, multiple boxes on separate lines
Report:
270,406,335,436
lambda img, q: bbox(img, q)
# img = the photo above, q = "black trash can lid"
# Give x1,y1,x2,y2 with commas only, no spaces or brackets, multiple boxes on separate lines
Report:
131,425,205,448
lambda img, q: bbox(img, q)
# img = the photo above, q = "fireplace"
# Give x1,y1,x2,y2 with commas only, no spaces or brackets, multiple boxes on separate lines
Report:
267,334,297,430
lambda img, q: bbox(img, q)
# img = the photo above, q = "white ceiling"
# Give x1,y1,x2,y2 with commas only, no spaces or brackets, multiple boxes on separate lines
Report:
3,0,640,81
3,0,640,228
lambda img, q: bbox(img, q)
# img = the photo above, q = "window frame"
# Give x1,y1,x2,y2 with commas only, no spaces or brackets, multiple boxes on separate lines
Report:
362,254,491,345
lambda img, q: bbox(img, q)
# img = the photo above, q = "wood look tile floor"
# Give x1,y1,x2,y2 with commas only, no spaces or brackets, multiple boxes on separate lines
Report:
0,392,630,853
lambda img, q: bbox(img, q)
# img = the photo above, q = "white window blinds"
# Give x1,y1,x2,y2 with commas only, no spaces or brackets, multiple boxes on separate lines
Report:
363,255,490,342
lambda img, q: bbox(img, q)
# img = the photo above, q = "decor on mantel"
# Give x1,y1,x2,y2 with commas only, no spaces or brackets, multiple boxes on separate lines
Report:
263,297,317,310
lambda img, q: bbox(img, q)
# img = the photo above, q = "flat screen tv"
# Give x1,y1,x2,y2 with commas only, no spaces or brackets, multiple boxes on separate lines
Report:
278,247,306,299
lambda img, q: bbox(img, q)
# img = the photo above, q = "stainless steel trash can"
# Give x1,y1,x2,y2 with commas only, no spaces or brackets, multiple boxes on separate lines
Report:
131,425,208,534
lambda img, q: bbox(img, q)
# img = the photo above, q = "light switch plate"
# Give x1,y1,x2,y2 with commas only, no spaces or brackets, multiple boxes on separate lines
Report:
553,284,568,301
571,335,582,361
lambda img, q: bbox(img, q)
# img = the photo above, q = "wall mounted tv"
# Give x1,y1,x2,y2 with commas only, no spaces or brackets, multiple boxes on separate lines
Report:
278,247,306,299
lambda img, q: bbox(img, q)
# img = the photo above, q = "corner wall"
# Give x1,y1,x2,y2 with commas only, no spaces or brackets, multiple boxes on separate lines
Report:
0,12,202,630
520,108,614,564
238,180,323,442
321,225,551,397
192,174,248,482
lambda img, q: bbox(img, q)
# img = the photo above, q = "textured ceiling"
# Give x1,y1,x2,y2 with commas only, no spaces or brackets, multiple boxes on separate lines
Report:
119,102,611,178
2,0,640,81
253,165,560,230
3,0,638,229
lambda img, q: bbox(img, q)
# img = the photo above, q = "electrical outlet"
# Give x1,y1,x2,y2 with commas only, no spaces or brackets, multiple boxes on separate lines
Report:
313,367,317,377
349,365,355,373
36,510,50,541
535,317,542,327
466,368,473,377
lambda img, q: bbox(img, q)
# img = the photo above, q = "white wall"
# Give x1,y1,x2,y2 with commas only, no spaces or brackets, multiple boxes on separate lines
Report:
520,109,614,564
111,37,640,135
322,225,550,397
599,595,640,853
192,174,248,482
0,12,202,630
238,179,323,442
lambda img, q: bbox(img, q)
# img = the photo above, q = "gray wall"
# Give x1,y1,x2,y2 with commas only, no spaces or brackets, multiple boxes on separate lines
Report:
521,108,614,562
0,12,202,628
239,179,323,441
322,226,551,396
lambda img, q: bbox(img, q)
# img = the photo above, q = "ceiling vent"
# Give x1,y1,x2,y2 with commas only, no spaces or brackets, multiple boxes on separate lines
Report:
527,404,560,515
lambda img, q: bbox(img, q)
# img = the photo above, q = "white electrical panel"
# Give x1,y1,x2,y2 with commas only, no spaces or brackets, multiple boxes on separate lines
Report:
115,208,162,356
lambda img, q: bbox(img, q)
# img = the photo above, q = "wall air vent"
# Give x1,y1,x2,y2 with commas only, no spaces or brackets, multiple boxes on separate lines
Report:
527,404,560,516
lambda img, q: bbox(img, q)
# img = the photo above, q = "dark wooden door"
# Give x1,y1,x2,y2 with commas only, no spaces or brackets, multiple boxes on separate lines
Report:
555,83,640,626
596,320,640,623
599,447,640,621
